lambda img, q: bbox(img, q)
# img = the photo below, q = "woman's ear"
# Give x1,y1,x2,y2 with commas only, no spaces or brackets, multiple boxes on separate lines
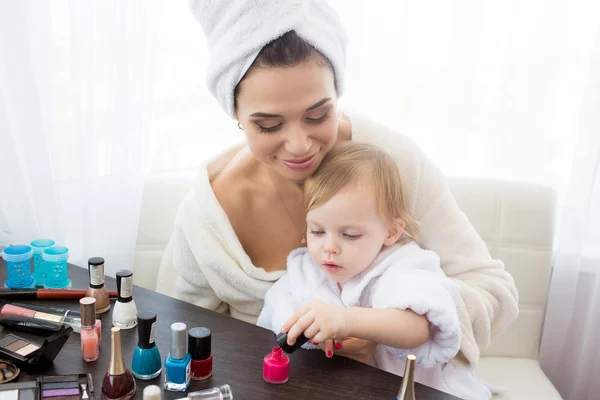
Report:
383,218,406,246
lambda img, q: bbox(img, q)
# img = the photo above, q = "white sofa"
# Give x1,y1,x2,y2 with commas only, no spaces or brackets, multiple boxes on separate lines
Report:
133,173,563,400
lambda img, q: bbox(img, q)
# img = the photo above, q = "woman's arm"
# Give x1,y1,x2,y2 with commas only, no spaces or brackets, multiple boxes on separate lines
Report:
348,110,518,366
343,307,429,349
156,224,227,314
414,151,518,363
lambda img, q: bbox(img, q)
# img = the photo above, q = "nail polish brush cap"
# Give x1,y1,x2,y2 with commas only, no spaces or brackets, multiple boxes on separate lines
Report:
170,322,187,360
188,327,211,361
88,257,106,288
137,312,157,349
115,270,133,303
276,332,309,353
142,385,161,400
80,297,97,328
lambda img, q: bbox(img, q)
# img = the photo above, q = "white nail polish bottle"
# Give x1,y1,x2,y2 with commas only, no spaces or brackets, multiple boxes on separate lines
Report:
112,269,138,329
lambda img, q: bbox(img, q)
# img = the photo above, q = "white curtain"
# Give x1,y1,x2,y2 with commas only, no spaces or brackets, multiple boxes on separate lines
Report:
539,25,600,400
0,0,156,274
1,1,599,397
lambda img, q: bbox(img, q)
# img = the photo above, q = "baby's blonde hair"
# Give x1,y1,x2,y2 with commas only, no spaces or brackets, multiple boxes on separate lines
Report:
305,142,419,244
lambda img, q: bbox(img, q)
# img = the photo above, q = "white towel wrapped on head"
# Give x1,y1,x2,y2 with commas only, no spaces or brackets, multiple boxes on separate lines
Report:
188,0,348,118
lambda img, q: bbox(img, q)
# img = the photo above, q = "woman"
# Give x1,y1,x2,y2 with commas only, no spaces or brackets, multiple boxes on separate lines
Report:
157,0,518,368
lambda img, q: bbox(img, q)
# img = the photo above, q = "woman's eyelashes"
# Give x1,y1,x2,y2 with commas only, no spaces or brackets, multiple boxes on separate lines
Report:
256,122,282,133
253,107,331,133
306,106,331,123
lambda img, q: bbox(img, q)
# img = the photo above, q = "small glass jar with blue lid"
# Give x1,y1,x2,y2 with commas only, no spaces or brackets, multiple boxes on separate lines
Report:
42,245,71,289
30,239,55,287
2,245,35,288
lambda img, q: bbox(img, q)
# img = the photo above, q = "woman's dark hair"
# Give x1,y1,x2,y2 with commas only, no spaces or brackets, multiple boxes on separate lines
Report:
233,31,335,107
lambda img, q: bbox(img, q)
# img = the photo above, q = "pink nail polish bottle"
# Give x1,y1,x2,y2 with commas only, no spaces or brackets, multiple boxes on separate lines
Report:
80,297,100,362
263,346,290,385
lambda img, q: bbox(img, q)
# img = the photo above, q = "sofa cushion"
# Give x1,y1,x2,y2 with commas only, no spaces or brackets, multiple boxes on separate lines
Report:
448,179,556,359
134,174,194,289
477,357,562,399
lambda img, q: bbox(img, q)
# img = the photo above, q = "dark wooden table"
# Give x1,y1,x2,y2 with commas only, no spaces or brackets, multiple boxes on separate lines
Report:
0,261,461,399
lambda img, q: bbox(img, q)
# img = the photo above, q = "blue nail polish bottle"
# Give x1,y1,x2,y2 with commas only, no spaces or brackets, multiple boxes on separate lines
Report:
131,312,162,380
164,322,191,392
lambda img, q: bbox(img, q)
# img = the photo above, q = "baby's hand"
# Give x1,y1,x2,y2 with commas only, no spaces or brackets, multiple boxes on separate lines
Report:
281,301,348,352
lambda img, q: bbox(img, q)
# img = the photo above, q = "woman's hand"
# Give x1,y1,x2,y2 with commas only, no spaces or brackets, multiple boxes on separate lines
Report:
281,300,349,354
325,337,376,364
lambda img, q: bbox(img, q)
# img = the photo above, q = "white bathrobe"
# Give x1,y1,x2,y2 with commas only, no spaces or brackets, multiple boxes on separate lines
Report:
257,243,491,400
156,108,519,370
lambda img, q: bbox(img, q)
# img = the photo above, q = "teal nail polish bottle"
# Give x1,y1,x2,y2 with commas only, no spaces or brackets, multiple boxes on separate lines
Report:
131,312,162,380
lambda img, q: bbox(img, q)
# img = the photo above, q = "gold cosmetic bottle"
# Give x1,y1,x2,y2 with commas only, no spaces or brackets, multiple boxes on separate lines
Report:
396,354,416,400
101,327,136,400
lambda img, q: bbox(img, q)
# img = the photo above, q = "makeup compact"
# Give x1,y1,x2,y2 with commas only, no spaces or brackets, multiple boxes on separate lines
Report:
0,380,39,400
0,327,72,370
0,374,93,400
37,374,94,400
0,360,20,384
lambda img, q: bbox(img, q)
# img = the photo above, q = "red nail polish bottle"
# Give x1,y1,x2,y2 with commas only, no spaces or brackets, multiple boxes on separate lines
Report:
263,346,290,385
188,327,212,380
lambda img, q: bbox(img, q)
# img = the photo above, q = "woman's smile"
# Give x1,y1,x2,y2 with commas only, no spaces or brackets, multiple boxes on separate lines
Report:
281,154,317,170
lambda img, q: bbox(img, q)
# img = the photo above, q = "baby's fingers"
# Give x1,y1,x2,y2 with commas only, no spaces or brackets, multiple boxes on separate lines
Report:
281,304,310,333
286,314,314,346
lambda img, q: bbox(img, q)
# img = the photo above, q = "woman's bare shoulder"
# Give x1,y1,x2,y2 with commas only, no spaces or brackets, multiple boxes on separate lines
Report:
339,112,352,141
209,146,264,219
207,143,245,181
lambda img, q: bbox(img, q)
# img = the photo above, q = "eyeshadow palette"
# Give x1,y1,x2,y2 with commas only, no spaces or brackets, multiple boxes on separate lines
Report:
0,374,94,400
0,327,72,370
0,381,39,400
37,374,93,400
0,335,40,360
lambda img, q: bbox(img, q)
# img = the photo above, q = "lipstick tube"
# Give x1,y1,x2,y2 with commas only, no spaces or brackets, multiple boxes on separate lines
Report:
0,303,101,335
0,315,65,335
11,302,82,318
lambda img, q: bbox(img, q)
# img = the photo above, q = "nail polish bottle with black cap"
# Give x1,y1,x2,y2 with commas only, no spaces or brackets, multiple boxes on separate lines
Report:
189,327,212,380
112,270,137,329
131,312,162,380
